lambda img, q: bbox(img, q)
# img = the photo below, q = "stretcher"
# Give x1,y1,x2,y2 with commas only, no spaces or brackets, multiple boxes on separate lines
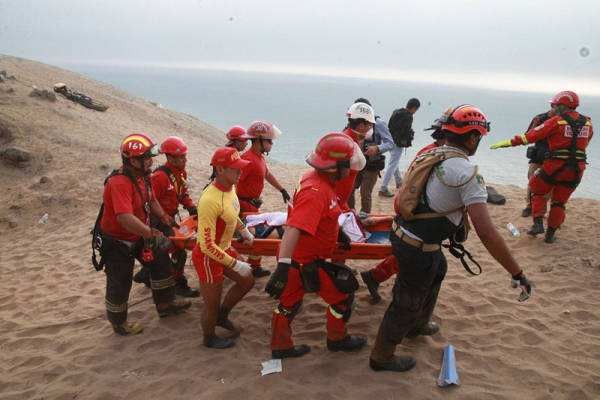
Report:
168,215,394,260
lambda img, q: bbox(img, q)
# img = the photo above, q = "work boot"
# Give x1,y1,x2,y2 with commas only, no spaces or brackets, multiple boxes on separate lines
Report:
252,266,271,278
175,277,200,298
378,188,395,198
544,227,557,243
157,299,191,318
406,321,440,338
370,329,416,372
521,206,532,218
133,266,151,288
217,307,240,337
204,335,235,349
527,217,545,236
360,270,382,305
112,322,144,336
327,335,367,352
271,345,311,359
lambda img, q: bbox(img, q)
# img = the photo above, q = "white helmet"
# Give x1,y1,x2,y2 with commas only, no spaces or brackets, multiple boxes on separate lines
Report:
346,102,375,124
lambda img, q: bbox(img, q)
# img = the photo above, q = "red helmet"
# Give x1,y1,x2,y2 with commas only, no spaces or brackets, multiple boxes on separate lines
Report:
160,136,188,156
246,120,282,140
210,147,250,169
120,133,158,158
226,125,248,141
549,91,579,109
441,105,490,136
306,132,357,170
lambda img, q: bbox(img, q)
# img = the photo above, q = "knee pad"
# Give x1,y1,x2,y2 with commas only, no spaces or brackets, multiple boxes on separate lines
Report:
331,293,354,322
277,301,302,321
551,201,565,210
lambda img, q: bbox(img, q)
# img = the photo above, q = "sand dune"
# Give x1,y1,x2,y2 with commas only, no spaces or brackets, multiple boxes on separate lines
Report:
1,55,599,400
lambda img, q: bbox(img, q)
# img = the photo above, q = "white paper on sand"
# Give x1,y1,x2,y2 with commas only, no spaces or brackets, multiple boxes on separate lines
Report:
261,359,282,376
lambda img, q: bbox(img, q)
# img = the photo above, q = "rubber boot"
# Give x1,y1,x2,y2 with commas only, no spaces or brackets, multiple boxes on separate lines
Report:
406,321,440,338
360,270,382,305
521,206,532,218
112,322,144,336
175,277,200,298
527,217,545,236
327,335,367,352
369,330,416,372
204,335,235,349
272,345,311,359
157,299,191,318
544,227,557,243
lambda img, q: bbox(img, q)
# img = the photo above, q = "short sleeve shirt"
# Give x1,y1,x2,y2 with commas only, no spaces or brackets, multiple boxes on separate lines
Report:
236,150,267,199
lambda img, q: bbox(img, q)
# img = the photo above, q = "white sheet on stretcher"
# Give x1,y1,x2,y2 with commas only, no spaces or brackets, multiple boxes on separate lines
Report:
244,211,368,243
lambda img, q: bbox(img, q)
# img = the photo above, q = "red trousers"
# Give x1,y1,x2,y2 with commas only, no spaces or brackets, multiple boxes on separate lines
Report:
271,266,349,350
529,159,585,229
370,255,399,283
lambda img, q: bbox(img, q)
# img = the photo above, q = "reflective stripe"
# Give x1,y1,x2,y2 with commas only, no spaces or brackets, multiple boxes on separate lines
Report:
520,134,528,145
328,305,344,319
105,299,128,313
150,276,174,290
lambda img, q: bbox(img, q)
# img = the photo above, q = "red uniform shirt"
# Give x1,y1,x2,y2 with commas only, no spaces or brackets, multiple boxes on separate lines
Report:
151,162,195,217
416,142,440,157
336,128,361,211
517,111,593,152
236,149,267,200
100,174,154,242
286,170,341,264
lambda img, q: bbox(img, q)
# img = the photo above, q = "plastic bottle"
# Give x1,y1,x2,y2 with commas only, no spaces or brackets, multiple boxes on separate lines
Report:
506,223,520,237
38,213,49,224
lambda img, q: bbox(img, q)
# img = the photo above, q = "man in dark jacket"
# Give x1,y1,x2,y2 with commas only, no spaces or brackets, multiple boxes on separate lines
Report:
379,98,420,197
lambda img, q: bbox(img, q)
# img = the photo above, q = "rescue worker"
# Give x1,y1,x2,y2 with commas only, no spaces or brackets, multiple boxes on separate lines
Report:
521,110,554,217
370,105,533,372
491,91,593,243
150,136,199,297
265,132,368,359
236,120,290,278
98,133,191,336
348,98,395,217
192,147,256,349
360,113,449,304
225,125,249,152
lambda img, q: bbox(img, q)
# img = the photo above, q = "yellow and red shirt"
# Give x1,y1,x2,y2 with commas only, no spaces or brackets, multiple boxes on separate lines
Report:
196,182,243,268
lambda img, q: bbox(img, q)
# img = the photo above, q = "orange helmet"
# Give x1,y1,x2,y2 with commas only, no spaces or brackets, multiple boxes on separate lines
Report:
550,91,579,109
226,125,249,141
245,120,282,140
306,132,360,170
160,136,188,156
441,105,490,136
120,133,158,158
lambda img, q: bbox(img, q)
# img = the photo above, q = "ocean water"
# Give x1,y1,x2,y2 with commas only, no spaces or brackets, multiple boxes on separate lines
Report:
65,63,600,199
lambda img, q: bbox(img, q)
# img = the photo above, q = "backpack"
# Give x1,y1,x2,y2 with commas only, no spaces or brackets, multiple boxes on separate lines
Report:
388,108,414,147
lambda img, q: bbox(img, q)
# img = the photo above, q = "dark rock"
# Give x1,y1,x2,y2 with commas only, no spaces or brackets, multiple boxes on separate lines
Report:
39,176,50,184
99,163,110,171
0,147,31,167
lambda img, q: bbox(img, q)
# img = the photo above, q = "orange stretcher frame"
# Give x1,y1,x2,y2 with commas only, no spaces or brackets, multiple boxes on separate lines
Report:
169,215,394,260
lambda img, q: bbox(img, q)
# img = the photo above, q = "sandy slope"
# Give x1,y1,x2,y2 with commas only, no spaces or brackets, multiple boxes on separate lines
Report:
0,55,599,400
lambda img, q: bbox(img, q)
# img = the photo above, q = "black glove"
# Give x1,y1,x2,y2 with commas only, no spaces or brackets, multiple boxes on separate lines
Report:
280,189,291,204
337,229,352,251
186,206,198,216
265,261,291,299
511,271,533,302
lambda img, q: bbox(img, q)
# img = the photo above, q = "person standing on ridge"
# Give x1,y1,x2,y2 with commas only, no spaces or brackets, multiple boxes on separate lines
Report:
192,147,256,349
490,91,593,243
379,98,420,197
348,98,395,218
225,125,250,152
370,105,533,372
97,133,191,336
265,133,368,359
236,120,290,278
521,110,554,217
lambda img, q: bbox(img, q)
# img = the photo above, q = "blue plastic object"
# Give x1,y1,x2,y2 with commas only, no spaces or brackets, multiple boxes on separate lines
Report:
437,344,460,387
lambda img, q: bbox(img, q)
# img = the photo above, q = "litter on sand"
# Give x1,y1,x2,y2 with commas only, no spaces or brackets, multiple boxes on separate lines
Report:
437,344,460,387
261,359,282,376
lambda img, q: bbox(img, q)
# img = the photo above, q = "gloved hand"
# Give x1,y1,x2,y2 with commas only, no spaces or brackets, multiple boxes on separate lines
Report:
160,214,179,228
280,189,291,204
337,229,352,251
511,271,533,302
265,260,291,299
185,206,198,216
490,139,512,150
232,260,252,277
239,227,255,246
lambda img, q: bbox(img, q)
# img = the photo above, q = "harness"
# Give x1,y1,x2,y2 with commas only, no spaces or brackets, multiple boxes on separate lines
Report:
537,114,588,189
155,165,187,203
91,168,152,271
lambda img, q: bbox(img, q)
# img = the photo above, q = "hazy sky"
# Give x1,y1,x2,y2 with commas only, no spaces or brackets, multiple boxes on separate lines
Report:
1,0,599,94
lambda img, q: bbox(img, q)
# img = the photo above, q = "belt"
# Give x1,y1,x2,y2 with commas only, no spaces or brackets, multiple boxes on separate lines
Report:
392,221,440,252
